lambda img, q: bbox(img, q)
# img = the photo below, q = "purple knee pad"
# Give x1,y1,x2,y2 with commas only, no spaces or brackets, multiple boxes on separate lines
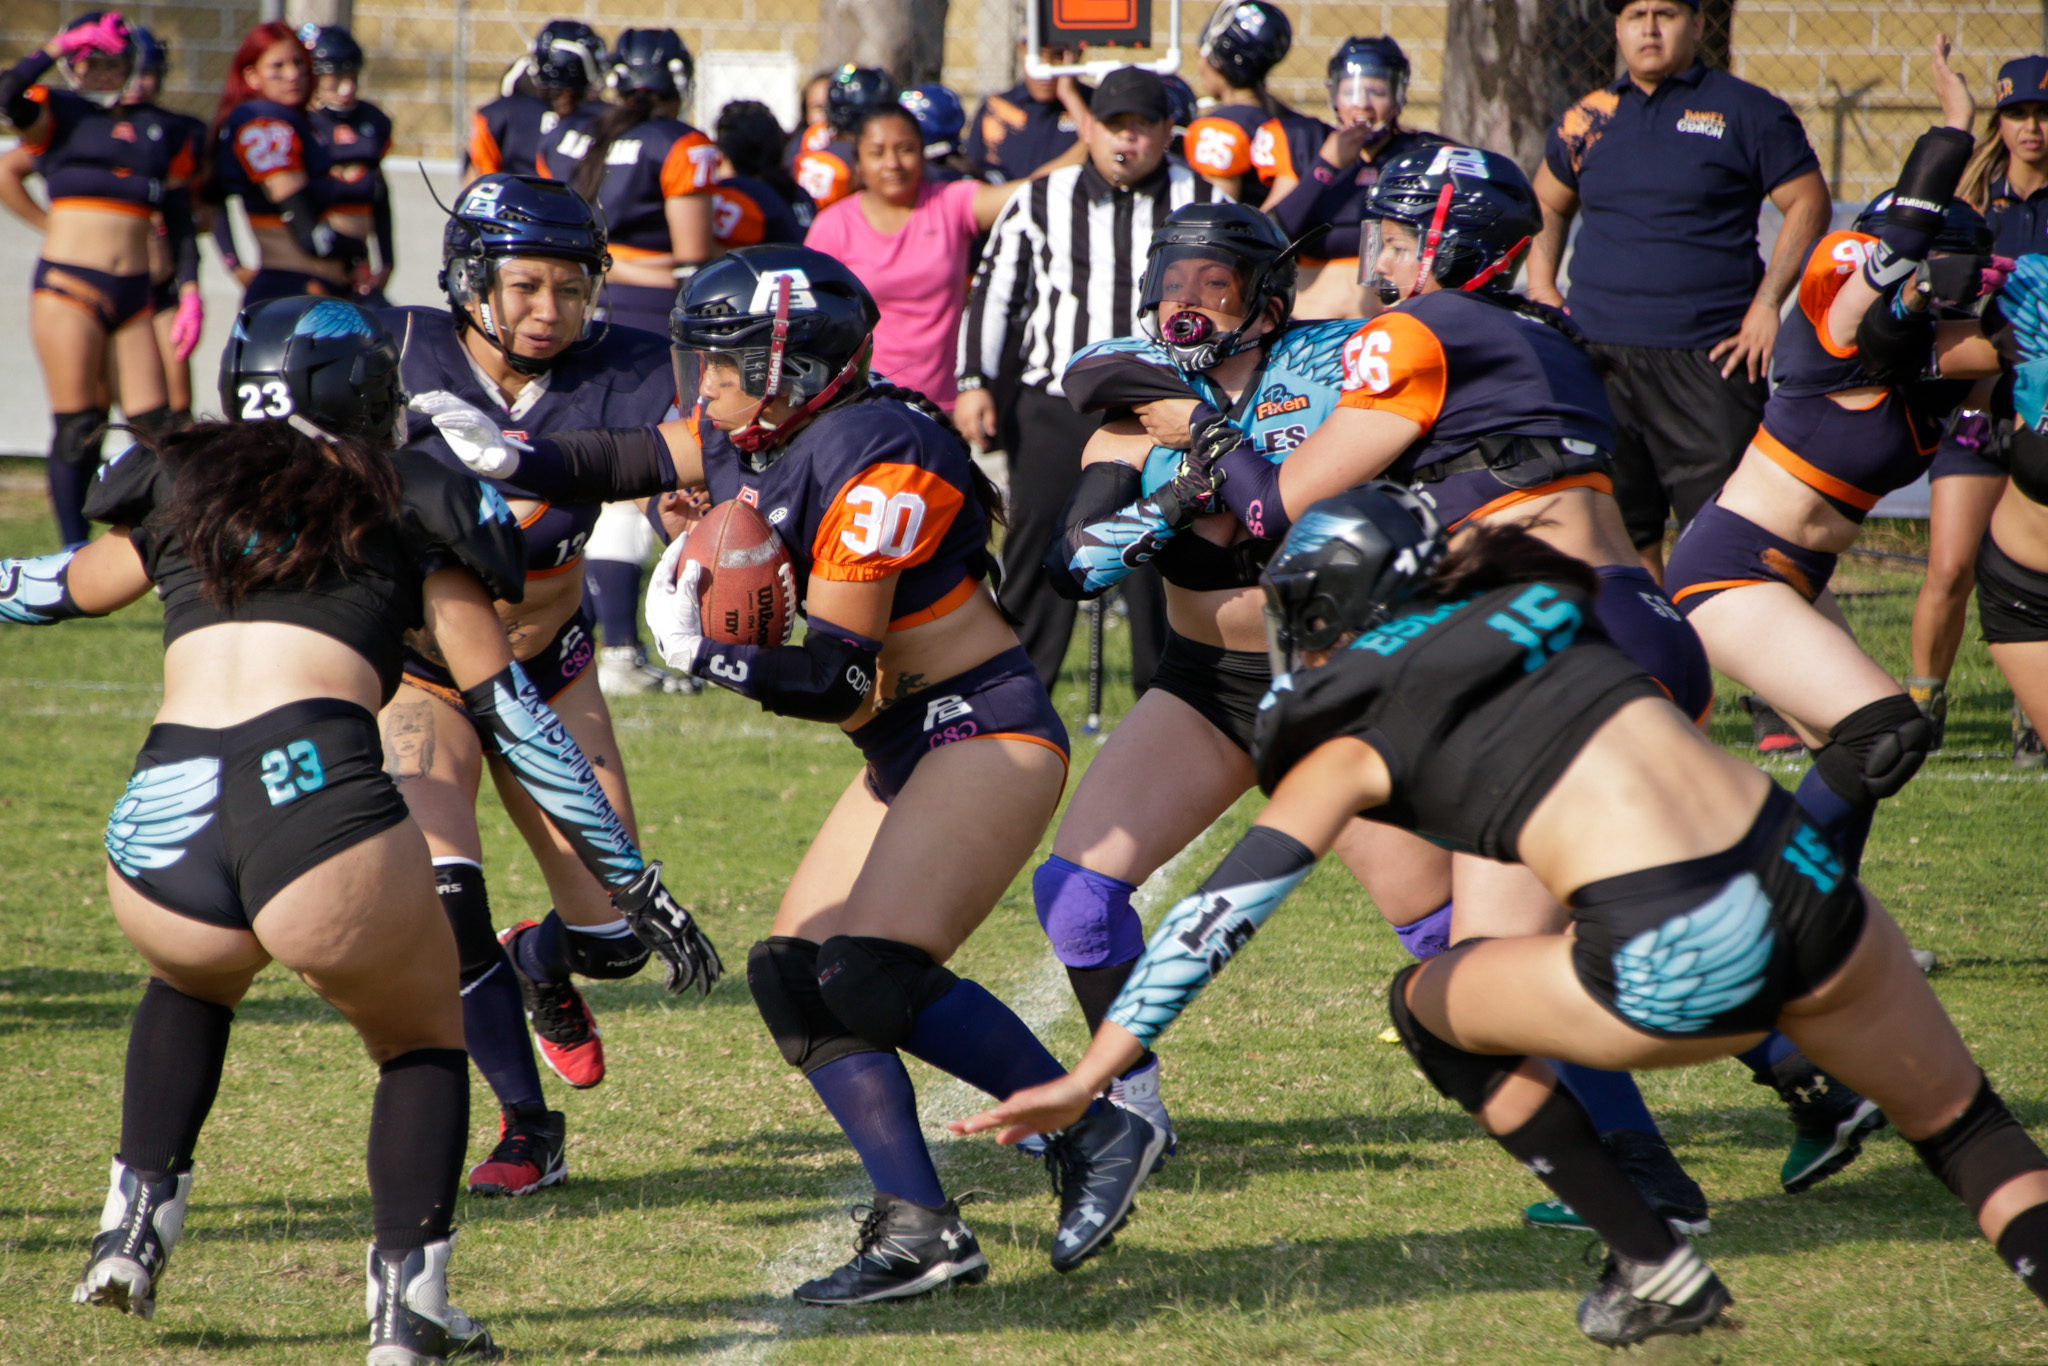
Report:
1393,900,1454,961
1032,856,1144,968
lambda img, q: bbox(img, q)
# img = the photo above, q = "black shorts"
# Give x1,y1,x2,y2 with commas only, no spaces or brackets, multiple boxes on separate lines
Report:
1569,785,1867,1040
402,603,596,708
1928,413,2009,481
1664,497,1839,617
851,646,1069,804
149,277,179,315
1147,629,1272,753
34,258,153,331
1976,532,2048,644
105,699,410,930
1589,342,1767,547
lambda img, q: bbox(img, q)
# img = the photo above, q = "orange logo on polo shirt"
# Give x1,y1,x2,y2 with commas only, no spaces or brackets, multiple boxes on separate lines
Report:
1676,109,1725,139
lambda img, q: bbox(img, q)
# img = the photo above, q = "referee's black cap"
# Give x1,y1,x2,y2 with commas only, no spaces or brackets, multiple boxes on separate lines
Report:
1091,67,1172,123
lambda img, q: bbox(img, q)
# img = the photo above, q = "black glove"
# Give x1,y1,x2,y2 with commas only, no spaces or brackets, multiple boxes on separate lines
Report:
1151,407,1247,528
612,860,723,997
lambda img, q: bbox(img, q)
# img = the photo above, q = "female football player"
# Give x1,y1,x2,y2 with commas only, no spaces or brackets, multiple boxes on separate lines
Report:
1183,0,1297,202
302,24,395,306
1,11,195,547
0,296,697,1361
959,484,2048,1347
416,245,1169,1303
1975,255,2048,760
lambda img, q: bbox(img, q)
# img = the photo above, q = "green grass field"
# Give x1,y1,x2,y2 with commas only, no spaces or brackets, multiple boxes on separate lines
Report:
2,458,2044,1364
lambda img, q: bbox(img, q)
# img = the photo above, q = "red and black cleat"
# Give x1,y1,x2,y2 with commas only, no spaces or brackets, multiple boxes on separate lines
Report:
498,920,606,1089
466,1106,567,1198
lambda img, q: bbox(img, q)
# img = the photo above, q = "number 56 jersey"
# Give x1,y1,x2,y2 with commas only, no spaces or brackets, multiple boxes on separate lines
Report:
700,393,994,629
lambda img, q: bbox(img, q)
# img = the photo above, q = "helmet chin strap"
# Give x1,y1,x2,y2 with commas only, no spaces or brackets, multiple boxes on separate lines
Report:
1409,182,1455,299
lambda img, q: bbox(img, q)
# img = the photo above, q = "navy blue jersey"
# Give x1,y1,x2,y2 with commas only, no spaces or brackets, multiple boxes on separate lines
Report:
1265,126,1448,263
308,99,391,211
389,307,678,580
82,441,525,704
215,99,329,225
1544,62,1820,349
466,93,603,179
537,115,717,255
24,87,198,217
1985,173,2048,261
962,83,1081,184
698,396,992,628
712,174,803,250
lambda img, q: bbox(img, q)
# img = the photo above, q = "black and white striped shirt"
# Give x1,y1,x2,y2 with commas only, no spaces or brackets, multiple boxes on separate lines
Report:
958,159,1220,397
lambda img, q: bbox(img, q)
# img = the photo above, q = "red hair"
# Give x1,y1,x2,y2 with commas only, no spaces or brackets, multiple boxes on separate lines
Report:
214,22,310,130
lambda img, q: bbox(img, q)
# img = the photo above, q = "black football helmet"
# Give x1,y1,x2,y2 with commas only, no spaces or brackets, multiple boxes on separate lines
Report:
219,297,406,447
439,174,611,374
1853,190,1993,256
671,246,881,459
132,24,167,77
1161,73,1199,130
1363,143,1538,302
1260,482,1446,677
1198,1,1292,88
1139,202,1300,371
299,23,363,75
1328,35,1408,107
826,65,899,136
531,19,606,92
610,28,692,102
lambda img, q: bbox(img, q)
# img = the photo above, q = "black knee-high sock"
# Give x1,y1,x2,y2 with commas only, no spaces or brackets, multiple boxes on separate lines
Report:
46,455,92,549
368,1048,468,1252
1998,1204,2048,1306
1065,962,1156,1073
435,862,547,1114
1494,1086,1679,1264
118,978,234,1181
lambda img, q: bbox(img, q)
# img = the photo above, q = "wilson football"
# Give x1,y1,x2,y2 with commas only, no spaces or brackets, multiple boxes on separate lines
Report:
683,499,798,647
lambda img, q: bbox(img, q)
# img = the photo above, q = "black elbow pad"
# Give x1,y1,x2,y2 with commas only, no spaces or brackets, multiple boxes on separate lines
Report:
752,621,881,723
1855,288,1937,386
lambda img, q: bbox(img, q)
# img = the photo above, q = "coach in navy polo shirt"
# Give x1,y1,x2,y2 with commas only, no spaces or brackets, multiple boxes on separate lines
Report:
1977,55,2048,260
963,40,1088,183
1527,0,1830,576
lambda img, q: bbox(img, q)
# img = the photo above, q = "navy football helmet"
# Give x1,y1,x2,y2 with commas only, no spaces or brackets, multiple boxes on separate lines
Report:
900,84,966,159
610,28,692,103
300,24,364,75
1139,202,1299,370
1260,482,1445,676
1328,35,1409,108
220,297,406,447
531,20,606,92
131,24,167,77
1363,143,1538,302
826,65,899,136
1198,1,1292,88
439,174,611,373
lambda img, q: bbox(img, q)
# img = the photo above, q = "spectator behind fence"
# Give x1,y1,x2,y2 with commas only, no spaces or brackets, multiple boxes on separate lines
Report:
1528,0,1830,578
803,104,1031,410
1966,55,2048,257
963,39,1086,183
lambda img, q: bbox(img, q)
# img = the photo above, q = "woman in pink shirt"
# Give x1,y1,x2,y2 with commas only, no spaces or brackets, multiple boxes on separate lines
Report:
803,105,1026,410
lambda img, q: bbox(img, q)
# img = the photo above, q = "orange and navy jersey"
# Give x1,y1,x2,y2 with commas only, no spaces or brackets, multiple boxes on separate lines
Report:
215,99,326,224
711,175,804,250
1336,289,1614,525
701,396,991,628
1249,112,1329,185
1769,230,1879,400
1184,103,1272,183
24,88,197,217
1266,126,1448,263
309,100,391,211
466,94,603,179
537,116,718,256
794,139,856,210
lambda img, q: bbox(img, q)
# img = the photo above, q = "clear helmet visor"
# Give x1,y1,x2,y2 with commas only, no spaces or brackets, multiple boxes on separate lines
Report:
1140,245,1256,323
1261,595,1294,680
1360,218,1420,304
1330,72,1403,118
671,346,768,424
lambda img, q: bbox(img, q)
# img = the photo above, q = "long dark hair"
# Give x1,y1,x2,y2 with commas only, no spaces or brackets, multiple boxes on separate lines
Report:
716,99,805,210
1421,520,1598,605
1468,287,1613,377
152,419,402,608
843,380,1006,530
571,92,660,202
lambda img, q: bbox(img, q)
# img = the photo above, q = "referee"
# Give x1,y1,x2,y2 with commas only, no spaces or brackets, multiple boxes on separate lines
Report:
954,68,1218,692
1527,0,1829,578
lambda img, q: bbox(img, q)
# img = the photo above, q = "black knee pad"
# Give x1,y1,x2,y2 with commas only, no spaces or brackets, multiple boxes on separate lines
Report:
747,937,877,1075
1908,1074,2048,1214
814,935,959,1052
50,409,109,468
431,863,504,985
124,405,176,440
549,911,651,980
1816,695,1931,807
1387,963,1527,1113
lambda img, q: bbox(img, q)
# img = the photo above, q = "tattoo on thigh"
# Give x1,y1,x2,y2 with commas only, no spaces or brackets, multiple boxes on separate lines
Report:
383,702,437,780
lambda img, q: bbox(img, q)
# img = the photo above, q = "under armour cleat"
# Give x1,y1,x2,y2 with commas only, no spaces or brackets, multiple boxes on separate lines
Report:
1109,1055,1177,1156
1743,695,1807,756
366,1233,499,1364
499,920,605,1088
465,1107,567,1198
792,1193,987,1305
2016,701,2045,771
599,644,700,697
73,1159,189,1320
1767,1053,1886,1194
1577,1240,1730,1346
1905,676,1947,752
1524,1129,1710,1237
1044,1102,1168,1272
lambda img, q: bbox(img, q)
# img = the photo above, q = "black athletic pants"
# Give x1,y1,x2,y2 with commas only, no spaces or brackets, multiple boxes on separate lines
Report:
998,384,1166,694
1590,342,1768,549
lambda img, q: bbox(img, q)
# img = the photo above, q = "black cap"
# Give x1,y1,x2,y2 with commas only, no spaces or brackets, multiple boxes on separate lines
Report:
1090,67,1171,123
1603,0,1697,12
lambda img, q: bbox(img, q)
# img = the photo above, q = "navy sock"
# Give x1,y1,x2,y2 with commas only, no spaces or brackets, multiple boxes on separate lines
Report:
807,1052,947,1207
1794,765,1875,877
584,559,643,648
1734,1031,1799,1084
1552,1062,1661,1138
435,863,547,1113
47,457,91,549
513,911,574,985
903,979,1080,1102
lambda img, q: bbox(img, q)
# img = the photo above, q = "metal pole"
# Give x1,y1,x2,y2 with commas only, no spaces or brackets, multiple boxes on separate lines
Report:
1083,596,1105,736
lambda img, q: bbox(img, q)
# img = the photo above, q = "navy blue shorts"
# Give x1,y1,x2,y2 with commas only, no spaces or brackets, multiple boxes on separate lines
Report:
402,602,596,709
1664,498,1839,617
34,258,152,331
1594,565,1712,724
1570,785,1867,1039
1929,412,2009,481
107,699,411,930
851,646,1069,804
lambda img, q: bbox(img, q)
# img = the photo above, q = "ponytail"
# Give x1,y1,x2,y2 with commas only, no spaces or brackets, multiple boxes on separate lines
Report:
571,93,659,202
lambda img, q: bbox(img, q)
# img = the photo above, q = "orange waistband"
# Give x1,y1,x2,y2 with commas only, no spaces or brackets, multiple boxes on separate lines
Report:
246,212,285,230
1752,425,1878,513
607,241,667,262
1451,471,1614,531
889,575,979,633
50,196,153,220
323,205,373,225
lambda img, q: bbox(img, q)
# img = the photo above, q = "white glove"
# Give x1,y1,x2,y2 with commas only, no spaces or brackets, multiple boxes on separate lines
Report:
644,536,707,674
408,390,531,477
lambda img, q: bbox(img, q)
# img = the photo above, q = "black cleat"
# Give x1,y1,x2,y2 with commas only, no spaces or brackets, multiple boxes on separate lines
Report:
1525,1128,1710,1236
1742,695,1807,756
1044,1102,1168,1272
73,1159,190,1320
465,1107,568,1198
366,1234,499,1364
1765,1052,1886,1194
1577,1240,1731,1346
792,1193,987,1305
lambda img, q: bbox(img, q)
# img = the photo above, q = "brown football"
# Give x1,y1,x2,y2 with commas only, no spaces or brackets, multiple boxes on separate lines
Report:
683,499,798,647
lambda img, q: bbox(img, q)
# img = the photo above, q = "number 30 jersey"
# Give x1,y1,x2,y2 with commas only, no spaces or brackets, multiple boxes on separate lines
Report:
701,394,993,629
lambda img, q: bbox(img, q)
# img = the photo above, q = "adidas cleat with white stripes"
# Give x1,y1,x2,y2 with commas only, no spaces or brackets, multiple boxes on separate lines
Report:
1577,1240,1731,1347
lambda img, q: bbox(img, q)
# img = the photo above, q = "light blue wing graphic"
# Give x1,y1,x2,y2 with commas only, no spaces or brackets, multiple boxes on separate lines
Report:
0,550,76,625
1106,863,1312,1047
1611,872,1775,1033
104,758,220,875
477,482,516,527
293,299,374,339
1273,319,1360,394
492,668,644,885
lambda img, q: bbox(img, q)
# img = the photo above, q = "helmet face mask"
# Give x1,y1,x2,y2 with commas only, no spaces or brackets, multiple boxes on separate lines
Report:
1138,204,1298,372
61,12,135,108
1358,145,1538,301
1258,483,1446,677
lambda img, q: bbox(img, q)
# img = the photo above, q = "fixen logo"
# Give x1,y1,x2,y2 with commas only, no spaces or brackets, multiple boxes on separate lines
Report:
1676,109,1726,139
1254,392,1310,420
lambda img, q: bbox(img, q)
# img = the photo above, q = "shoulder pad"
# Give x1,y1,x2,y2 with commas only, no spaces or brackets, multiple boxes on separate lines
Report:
394,450,528,604
83,443,167,527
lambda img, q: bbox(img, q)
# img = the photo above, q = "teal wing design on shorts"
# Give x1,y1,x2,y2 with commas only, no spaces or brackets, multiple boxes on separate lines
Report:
1611,871,1775,1033
103,757,220,875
